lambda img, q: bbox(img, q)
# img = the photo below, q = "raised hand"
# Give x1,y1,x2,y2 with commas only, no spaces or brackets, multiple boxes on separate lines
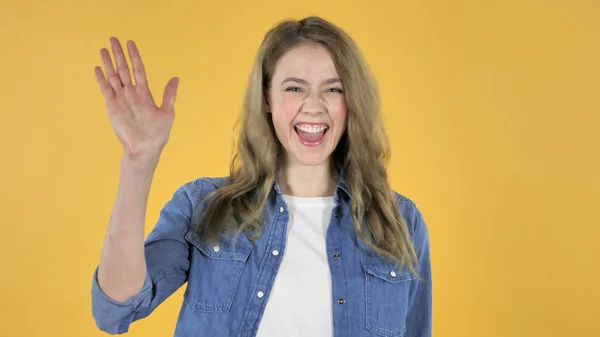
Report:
94,37,180,158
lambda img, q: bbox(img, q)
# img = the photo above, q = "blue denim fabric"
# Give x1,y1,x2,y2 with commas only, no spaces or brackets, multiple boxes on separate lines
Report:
91,175,432,336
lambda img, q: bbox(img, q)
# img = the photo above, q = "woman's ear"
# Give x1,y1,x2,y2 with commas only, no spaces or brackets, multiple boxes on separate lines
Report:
264,91,271,113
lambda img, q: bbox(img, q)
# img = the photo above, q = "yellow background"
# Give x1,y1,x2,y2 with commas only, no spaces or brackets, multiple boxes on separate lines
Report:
1,0,598,336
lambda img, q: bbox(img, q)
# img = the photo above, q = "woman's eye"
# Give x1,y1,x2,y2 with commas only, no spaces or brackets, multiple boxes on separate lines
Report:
284,87,343,93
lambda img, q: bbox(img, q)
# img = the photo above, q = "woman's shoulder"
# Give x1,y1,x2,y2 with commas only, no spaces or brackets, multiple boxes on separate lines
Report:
172,176,229,200
391,191,428,236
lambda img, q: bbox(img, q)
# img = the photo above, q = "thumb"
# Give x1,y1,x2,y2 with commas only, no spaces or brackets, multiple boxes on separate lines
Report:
161,77,180,113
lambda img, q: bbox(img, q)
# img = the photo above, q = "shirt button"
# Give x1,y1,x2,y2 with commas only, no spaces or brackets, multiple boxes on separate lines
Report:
334,210,339,217
390,271,397,277
257,291,265,298
213,245,220,252
338,298,345,304
279,207,284,213
333,253,341,260
272,250,280,256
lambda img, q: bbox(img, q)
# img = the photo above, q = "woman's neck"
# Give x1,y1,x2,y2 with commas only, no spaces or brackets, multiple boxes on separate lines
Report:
276,158,338,197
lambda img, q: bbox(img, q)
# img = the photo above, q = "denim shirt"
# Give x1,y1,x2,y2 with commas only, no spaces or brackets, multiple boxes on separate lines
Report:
91,175,432,337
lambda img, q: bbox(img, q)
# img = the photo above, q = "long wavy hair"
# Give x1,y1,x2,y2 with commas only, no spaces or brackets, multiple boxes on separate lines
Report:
194,16,418,273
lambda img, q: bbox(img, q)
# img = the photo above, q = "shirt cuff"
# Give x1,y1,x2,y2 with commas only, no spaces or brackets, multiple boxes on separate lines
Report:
91,266,153,334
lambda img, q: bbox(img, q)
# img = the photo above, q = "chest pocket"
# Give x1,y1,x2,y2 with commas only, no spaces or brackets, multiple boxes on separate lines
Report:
184,230,253,313
362,259,415,337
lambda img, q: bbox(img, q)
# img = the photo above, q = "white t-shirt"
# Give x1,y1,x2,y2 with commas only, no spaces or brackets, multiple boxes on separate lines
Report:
256,194,335,337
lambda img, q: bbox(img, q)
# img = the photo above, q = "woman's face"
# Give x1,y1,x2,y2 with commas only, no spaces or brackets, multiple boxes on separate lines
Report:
268,43,347,167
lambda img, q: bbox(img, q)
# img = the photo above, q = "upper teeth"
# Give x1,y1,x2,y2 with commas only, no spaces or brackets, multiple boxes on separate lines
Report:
296,124,328,133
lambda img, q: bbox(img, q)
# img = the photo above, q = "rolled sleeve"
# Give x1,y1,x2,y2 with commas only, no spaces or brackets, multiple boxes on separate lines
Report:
91,267,153,334
90,179,200,334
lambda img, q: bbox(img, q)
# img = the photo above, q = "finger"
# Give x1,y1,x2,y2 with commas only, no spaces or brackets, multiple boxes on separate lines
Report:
94,66,115,101
160,77,180,113
126,40,148,88
100,48,123,91
110,37,133,87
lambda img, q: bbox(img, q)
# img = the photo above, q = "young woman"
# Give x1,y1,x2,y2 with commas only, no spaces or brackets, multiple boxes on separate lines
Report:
91,16,432,337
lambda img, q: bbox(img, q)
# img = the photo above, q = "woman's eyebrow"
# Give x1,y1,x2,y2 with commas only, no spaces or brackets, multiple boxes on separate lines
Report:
281,77,342,85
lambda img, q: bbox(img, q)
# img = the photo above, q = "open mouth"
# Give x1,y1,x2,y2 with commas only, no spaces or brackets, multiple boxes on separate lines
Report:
294,123,329,145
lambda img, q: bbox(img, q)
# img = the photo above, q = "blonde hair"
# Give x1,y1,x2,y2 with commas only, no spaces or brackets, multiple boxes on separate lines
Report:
195,16,418,273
